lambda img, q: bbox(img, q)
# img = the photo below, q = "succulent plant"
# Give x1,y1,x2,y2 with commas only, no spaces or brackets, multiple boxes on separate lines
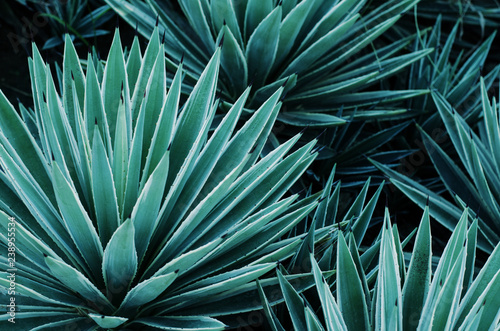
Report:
261,207,500,330
372,78,500,253
0,28,332,330
105,0,431,125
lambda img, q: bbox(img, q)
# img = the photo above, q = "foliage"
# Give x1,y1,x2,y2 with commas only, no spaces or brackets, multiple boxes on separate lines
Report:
414,0,500,31
408,15,500,129
261,206,500,330
0,28,336,330
372,80,500,253
104,0,431,125
16,0,113,49
1,0,500,330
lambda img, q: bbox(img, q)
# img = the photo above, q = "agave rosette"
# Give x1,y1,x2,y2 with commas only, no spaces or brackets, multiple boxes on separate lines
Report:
105,0,432,126
373,79,500,253
261,207,500,330
0,28,338,330
408,16,500,129
23,0,114,49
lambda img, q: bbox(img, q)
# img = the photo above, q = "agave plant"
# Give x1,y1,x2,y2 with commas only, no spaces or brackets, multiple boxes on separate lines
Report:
372,79,500,253
413,0,500,32
260,206,500,330
14,0,113,49
105,0,431,125
0,26,347,329
408,16,499,128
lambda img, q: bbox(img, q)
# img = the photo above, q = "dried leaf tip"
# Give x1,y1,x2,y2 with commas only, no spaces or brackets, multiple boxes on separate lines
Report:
218,33,225,48
180,51,185,64
71,71,74,81
426,195,430,206
116,15,120,28
95,117,98,125
167,142,171,151
42,92,46,103
43,253,48,257
155,15,159,27
161,30,166,44
315,128,327,140
281,76,290,88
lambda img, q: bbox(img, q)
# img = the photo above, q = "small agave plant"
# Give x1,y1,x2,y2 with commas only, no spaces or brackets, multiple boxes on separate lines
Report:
0,28,332,330
373,79,500,253
262,207,500,330
106,0,430,125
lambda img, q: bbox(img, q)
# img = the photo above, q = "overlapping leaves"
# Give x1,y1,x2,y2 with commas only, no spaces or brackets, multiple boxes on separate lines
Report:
373,79,500,252
105,0,430,125
0,28,335,330
260,207,500,330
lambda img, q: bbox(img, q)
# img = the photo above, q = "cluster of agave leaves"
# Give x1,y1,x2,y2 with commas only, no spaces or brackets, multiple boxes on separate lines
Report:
105,0,430,124
0,28,388,330
0,23,499,330
374,79,500,254
15,0,114,50
103,0,500,185
263,207,500,331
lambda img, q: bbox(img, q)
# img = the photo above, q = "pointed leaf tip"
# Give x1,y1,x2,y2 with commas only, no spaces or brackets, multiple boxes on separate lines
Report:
281,76,290,88
315,128,327,140
219,33,225,48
